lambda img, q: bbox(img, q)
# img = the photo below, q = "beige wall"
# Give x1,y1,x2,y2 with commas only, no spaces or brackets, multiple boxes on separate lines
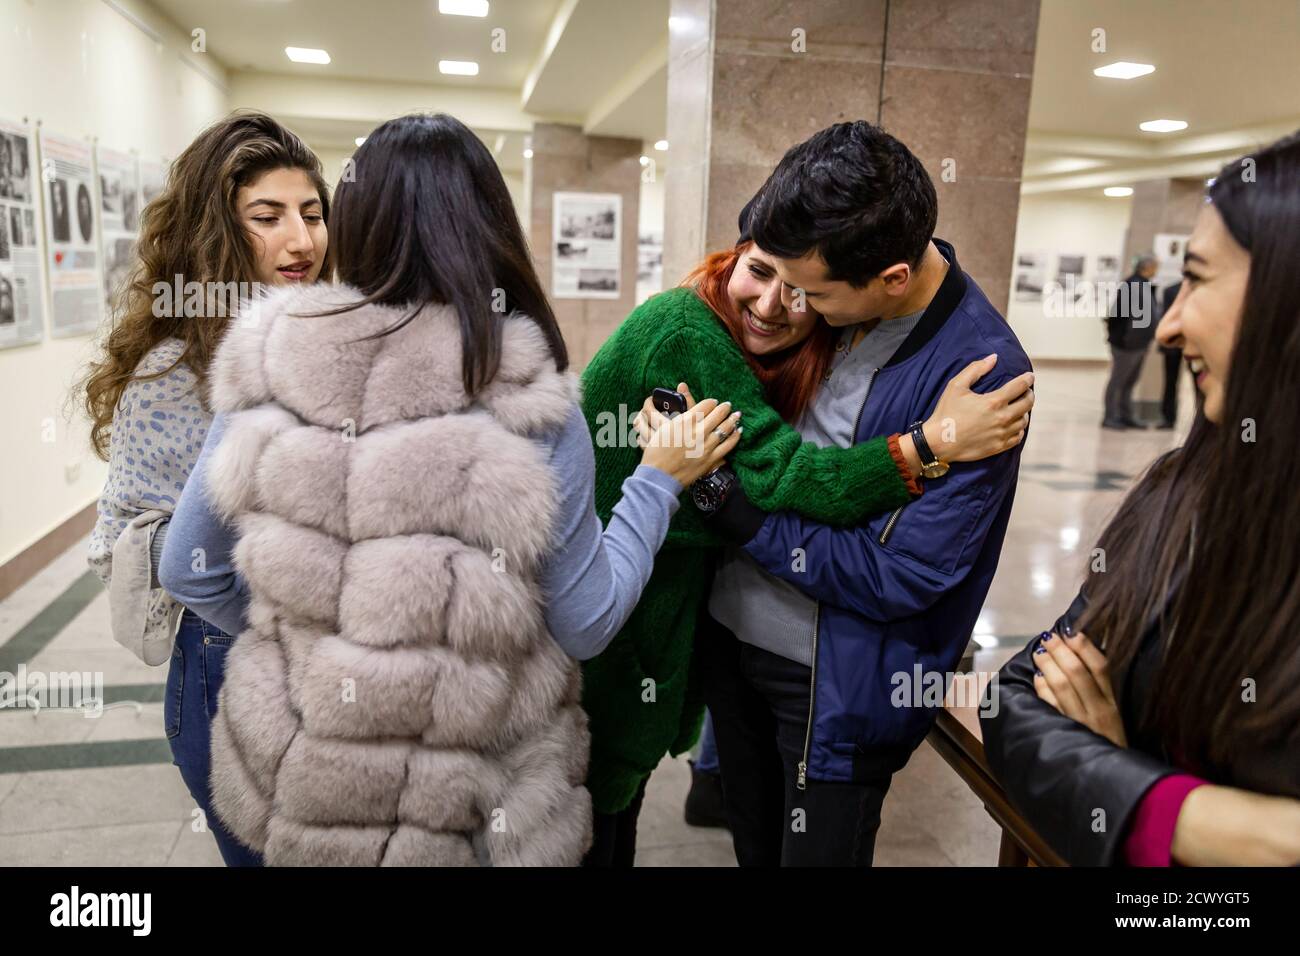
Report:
1008,193,1133,361
0,0,229,566
528,122,641,369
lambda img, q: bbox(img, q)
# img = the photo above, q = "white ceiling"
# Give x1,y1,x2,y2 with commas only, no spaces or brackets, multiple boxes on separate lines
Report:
1025,0,1300,194
1029,0,1300,139
152,0,563,88
146,0,1300,195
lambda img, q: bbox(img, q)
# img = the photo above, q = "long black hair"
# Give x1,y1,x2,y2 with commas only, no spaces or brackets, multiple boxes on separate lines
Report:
321,112,566,394
1081,130,1300,778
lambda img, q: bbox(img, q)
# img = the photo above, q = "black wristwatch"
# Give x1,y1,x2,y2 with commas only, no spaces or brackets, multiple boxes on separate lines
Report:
691,466,738,514
909,420,950,479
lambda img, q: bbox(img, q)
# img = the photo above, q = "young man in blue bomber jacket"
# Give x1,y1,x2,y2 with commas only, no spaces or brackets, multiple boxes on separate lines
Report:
694,121,1034,866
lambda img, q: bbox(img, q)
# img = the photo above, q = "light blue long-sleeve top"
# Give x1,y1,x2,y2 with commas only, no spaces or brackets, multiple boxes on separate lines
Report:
158,403,683,661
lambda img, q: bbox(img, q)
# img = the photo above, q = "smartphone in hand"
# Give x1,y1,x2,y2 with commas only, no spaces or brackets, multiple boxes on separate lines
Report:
651,387,688,418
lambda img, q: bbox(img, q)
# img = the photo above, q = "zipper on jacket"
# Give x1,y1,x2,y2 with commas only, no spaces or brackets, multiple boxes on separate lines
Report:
797,601,820,790
796,365,881,791
851,366,880,441
878,505,905,545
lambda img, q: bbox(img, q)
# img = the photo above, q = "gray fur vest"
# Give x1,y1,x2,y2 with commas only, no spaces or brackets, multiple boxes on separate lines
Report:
204,284,592,866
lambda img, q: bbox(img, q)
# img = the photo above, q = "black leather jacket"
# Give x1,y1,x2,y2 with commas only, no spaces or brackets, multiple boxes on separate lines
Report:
980,586,1300,866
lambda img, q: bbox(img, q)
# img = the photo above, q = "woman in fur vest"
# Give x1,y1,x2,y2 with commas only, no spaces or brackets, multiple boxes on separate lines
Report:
159,113,740,866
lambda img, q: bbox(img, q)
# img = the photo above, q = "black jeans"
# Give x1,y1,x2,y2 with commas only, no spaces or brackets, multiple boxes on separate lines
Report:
583,774,650,867
698,614,892,866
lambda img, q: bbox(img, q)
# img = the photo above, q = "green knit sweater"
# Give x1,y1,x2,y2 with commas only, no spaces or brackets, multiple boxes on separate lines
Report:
579,286,913,813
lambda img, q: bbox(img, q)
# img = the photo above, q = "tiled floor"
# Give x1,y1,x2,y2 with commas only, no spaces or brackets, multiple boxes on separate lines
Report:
0,363,1194,866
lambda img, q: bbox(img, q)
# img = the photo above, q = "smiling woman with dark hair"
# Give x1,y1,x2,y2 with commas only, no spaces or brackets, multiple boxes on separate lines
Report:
982,130,1300,867
80,109,332,868
158,112,741,866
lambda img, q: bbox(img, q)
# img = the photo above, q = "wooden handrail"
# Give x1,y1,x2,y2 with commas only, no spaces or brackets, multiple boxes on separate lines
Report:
926,707,1068,867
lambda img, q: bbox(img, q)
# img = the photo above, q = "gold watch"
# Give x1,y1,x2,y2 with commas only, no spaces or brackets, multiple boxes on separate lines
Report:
909,420,949,480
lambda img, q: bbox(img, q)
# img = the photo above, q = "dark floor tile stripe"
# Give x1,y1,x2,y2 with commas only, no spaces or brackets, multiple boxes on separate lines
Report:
0,571,103,674
0,738,172,774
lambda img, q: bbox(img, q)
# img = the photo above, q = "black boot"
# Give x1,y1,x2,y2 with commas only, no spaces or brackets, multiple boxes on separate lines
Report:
684,760,730,830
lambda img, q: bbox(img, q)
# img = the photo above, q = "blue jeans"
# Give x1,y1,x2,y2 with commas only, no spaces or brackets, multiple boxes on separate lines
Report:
696,710,721,775
165,610,263,867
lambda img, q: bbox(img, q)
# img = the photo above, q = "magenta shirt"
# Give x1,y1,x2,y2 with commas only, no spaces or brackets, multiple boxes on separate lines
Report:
1122,774,1208,866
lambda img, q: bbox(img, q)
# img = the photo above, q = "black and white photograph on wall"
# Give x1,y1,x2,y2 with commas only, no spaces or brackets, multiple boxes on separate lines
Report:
1014,270,1045,301
555,239,589,261
122,184,139,232
96,146,140,319
101,236,135,320
0,131,32,202
1055,253,1085,280
1154,232,1190,285
1013,251,1047,301
100,168,123,217
636,229,663,305
0,275,14,326
578,267,618,293
39,128,102,338
97,147,139,234
75,182,93,243
552,191,620,299
1095,254,1121,281
0,206,9,261
48,177,70,242
0,116,44,348
558,196,617,239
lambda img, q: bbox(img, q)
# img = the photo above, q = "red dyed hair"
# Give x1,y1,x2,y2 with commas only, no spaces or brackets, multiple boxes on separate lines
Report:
681,242,834,423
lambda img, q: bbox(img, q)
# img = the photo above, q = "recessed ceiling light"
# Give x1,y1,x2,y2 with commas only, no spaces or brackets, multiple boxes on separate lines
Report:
354,137,366,147
523,148,533,159
1093,61,1155,80
1139,119,1188,133
285,46,330,64
439,60,479,76
639,156,651,166
654,140,669,151
1104,186,1134,197
439,0,489,16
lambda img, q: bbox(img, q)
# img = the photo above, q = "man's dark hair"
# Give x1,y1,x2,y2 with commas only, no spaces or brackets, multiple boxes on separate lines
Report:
749,121,938,288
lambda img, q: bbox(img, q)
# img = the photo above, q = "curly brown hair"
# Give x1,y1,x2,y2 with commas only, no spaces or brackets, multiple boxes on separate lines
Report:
80,110,330,459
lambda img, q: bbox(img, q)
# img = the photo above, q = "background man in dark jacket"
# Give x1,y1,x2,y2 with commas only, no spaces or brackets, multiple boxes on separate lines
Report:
1102,254,1159,429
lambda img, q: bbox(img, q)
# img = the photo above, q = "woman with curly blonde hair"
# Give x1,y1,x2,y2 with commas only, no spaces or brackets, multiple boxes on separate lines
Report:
80,110,329,865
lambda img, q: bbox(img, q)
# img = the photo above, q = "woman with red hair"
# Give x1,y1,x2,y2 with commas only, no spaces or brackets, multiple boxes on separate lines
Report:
577,203,1036,864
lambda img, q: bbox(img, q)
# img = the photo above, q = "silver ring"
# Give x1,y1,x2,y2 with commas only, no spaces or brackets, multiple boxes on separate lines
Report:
712,427,730,441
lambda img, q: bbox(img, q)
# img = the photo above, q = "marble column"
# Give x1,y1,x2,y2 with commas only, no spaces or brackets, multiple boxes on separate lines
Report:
1122,177,1205,410
1122,178,1204,268
527,122,642,369
665,0,1040,315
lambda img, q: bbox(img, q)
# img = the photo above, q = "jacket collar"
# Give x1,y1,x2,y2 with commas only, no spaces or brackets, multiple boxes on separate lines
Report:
884,238,968,368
